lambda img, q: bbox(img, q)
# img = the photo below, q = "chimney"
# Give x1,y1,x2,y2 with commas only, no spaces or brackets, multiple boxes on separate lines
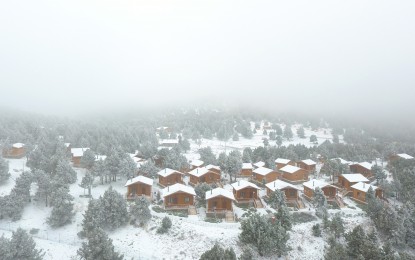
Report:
168,186,169,192
238,180,240,186
313,180,315,187
211,189,212,194
165,168,166,173
363,183,365,188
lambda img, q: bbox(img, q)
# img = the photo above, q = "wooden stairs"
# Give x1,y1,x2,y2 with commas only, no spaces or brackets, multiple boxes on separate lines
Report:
225,211,235,222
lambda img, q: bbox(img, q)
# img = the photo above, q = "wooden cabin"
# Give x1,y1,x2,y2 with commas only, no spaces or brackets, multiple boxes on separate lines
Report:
349,162,373,178
70,148,89,167
231,180,260,203
157,168,184,187
275,158,295,170
187,159,204,173
389,153,414,163
2,143,26,159
303,179,338,200
253,161,265,169
350,182,383,203
161,183,196,209
125,175,153,200
279,165,309,183
253,167,279,183
206,188,236,216
297,159,317,172
205,164,221,175
338,174,369,191
266,180,301,200
156,126,171,133
240,163,253,177
188,167,220,186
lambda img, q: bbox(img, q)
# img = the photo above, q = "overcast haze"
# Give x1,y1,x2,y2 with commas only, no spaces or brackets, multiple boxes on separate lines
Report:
0,0,414,117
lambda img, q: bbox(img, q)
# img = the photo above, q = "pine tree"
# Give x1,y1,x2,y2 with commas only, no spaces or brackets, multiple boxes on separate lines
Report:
297,126,305,138
310,135,318,143
101,187,129,230
157,216,172,234
225,151,242,182
119,156,137,179
79,172,94,197
312,224,321,237
283,125,293,140
55,160,77,185
77,228,123,260
130,196,151,226
242,148,252,163
403,202,415,248
48,187,74,227
233,132,239,141
92,159,109,184
179,138,191,152
195,183,212,204
276,136,283,147
80,199,103,238
199,147,217,165
199,243,236,260
313,187,328,219
329,213,345,239
34,169,52,206
80,149,96,169
324,237,348,260
269,131,276,140
372,165,386,184
3,228,44,260
239,248,253,260
138,160,160,178
0,156,10,183
273,124,283,136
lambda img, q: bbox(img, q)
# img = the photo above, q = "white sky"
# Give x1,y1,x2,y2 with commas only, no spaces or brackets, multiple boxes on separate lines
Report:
0,0,414,117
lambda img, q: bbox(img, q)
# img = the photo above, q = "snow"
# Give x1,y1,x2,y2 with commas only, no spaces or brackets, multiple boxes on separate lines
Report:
64,143,70,148
70,147,89,157
205,188,236,201
341,174,369,183
95,155,107,161
331,157,350,165
355,162,372,170
242,163,253,170
159,139,179,145
161,183,196,198
230,180,260,191
275,158,291,164
397,153,414,160
265,180,301,191
188,167,210,177
350,182,379,192
252,167,273,176
190,159,204,167
12,142,24,148
279,164,302,174
205,164,220,171
301,159,316,166
157,168,184,177
124,175,154,187
0,158,27,196
303,179,336,190
253,161,265,168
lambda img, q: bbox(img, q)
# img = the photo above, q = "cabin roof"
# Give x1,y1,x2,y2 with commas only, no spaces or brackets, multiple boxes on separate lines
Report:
253,161,265,168
341,174,369,183
301,159,316,166
206,188,236,201
188,167,211,177
159,139,179,144
397,153,414,160
303,179,337,190
205,164,220,171
157,168,184,177
125,175,153,187
71,147,89,157
275,158,291,164
351,182,379,193
64,143,71,148
12,143,25,148
242,163,253,170
231,180,260,191
266,180,301,192
279,165,302,174
253,167,274,176
190,159,204,167
161,183,196,198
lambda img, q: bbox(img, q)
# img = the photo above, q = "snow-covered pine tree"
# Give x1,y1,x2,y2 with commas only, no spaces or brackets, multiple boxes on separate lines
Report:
2,228,44,260
0,156,10,183
101,187,129,230
80,149,96,169
34,169,53,206
80,199,103,238
242,148,252,163
313,187,328,219
138,160,159,178
199,243,236,260
79,172,94,197
55,160,77,185
92,159,108,184
297,126,305,138
329,212,345,239
130,196,151,227
403,202,415,248
195,183,212,204
225,151,242,182
233,132,239,141
324,237,347,260
47,187,74,227
310,135,318,143
77,227,123,260
198,147,217,165
119,156,137,180
276,136,283,147
283,125,293,140
157,216,172,234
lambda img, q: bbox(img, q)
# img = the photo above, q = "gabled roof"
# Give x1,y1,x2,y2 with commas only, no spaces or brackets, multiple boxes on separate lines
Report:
253,161,265,168
352,162,372,170
397,153,414,160
205,164,220,171
161,183,196,198
125,175,153,187
351,182,379,193
303,179,337,190
188,167,211,177
159,139,179,145
275,158,291,164
157,168,184,177
206,188,236,201
190,159,204,167
242,163,253,170
253,167,274,176
279,165,302,174
12,143,25,148
331,158,350,165
71,148,89,157
301,159,316,166
266,180,301,192
64,143,71,148
95,155,107,161
341,174,369,183
231,180,260,191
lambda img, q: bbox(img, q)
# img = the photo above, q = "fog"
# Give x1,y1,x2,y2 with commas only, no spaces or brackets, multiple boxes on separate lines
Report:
0,0,414,118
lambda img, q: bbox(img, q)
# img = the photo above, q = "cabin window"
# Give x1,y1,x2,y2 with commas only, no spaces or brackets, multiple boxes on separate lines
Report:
241,191,246,198
213,201,217,207
184,197,190,203
290,190,296,197
169,197,174,203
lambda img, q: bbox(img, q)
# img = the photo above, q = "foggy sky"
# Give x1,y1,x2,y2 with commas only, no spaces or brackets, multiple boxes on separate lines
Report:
0,0,414,117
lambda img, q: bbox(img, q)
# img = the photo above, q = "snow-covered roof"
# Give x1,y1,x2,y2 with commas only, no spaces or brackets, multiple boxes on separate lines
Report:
205,188,235,201
205,164,220,171
125,175,153,187
253,161,265,168
64,143,71,148
71,148,89,157
266,180,301,192
242,163,253,170
188,167,210,177
303,179,337,190
156,126,169,131
357,162,372,170
397,153,414,160
279,165,302,174
231,180,259,191
253,167,274,176
301,159,316,166
159,139,179,144
351,182,379,193
190,159,204,167
12,143,24,148
161,183,196,198
341,174,369,183
95,155,107,161
275,158,291,164
157,168,184,177
331,158,350,165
